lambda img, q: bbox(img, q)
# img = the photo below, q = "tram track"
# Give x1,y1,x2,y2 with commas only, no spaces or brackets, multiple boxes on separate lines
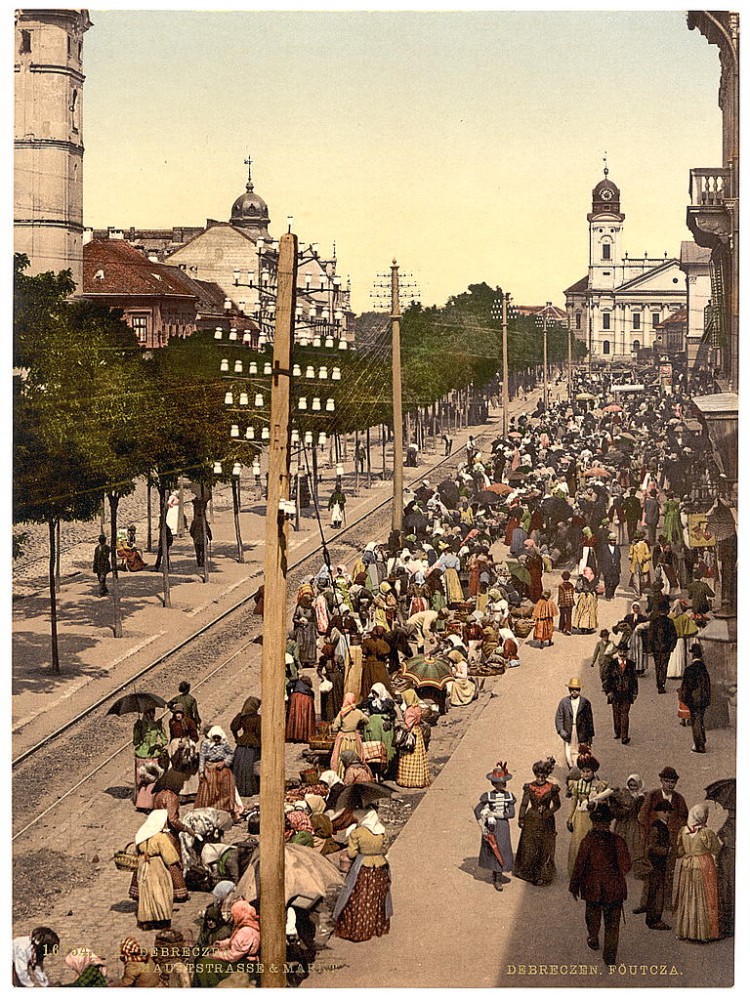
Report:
12,425,501,841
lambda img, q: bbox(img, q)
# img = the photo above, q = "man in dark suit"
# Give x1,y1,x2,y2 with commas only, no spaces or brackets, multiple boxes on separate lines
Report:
621,488,642,542
555,678,595,769
644,800,672,930
602,649,639,745
598,531,622,600
634,766,688,914
569,803,631,965
647,600,678,694
679,643,712,753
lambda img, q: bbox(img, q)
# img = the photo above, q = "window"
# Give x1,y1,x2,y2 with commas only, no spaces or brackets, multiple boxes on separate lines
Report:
632,313,641,330
20,30,31,53
632,340,640,353
602,243,611,260
131,315,148,343
575,312,582,331
602,312,611,330
652,312,660,328
602,340,611,355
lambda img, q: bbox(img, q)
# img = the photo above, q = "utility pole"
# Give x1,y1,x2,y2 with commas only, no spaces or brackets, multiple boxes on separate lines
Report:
542,303,550,410
259,231,297,990
567,319,573,401
391,259,404,535
502,292,510,437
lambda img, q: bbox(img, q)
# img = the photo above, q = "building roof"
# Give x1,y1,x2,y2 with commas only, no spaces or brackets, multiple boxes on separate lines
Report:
691,392,738,415
564,276,589,295
83,239,198,298
615,257,680,293
655,308,688,328
680,240,712,266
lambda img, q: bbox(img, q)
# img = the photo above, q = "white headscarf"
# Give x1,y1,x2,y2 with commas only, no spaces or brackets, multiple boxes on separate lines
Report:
319,770,343,788
686,802,710,834
625,774,644,794
355,806,385,836
369,683,390,711
135,808,168,846
207,726,228,743
212,879,236,902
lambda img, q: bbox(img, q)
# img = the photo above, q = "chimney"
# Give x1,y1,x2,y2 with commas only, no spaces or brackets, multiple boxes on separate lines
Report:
83,227,94,245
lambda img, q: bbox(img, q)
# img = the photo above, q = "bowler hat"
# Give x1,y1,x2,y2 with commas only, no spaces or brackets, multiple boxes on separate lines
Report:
567,677,583,690
659,766,679,781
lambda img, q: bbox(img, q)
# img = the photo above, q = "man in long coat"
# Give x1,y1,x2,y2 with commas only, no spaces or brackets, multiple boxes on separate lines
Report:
601,649,638,745
555,678,595,769
634,766,688,914
569,803,631,966
647,601,678,694
598,531,622,601
679,644,712,754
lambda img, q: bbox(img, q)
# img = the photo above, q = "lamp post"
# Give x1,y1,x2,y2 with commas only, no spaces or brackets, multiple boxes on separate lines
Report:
535,302,555,411
491,288,511,437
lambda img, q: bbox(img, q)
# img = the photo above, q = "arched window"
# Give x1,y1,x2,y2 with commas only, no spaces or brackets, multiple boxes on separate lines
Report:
632,340,640,353
602,340,611,355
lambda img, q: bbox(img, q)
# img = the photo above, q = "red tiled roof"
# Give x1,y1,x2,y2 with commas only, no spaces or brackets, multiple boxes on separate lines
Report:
83,239,198,298
655,308,688,327
564,276,588,294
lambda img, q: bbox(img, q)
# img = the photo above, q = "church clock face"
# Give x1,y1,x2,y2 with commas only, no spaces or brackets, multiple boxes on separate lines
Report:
601,189,613,201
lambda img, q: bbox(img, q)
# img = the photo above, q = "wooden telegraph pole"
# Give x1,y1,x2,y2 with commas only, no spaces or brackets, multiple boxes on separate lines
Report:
567,320,574,401
542,306,549,411
391,260,404,535
259,231,298,989
502,292,510,437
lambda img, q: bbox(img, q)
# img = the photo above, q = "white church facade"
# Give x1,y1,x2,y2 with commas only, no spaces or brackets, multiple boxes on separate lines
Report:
564,170,687,363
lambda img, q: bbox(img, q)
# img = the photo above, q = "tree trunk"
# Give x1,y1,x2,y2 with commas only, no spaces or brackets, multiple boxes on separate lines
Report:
354,430,360,495
146,476,153,553
200,492,210,584
312,447,319,500
232,477,244,563
159,480,171,609
108,492,123,639
382,424,387,479
55,517,61,588
366,426,371,488
48,516,61,674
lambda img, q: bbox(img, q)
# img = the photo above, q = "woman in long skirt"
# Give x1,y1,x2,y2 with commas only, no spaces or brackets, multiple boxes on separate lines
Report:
667,600,699,680
195,727,242,819
330,693,368,777
474,763,516,891
514,759,560,886
673,803,722,942
572,572,598,634
396,690,431,788
292,594,318,670
132,708,167,810
623,602,649,675
286,676,316,743
333,806,392,942
611,774,646,875
566,752,609,877
129,810,180,930
230,696,262,797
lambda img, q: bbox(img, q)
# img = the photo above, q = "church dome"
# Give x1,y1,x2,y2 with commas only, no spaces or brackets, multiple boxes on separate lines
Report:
230,160,271,236
591,167,621,212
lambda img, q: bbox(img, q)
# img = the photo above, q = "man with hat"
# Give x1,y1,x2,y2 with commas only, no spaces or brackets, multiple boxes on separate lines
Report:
597,530,622,601
555,678,595,770
634,767,688,915
647,601,678,694
601,646,638,745
679,644,711,754
569,802,631,965
474,762,516,891
642,799,673,931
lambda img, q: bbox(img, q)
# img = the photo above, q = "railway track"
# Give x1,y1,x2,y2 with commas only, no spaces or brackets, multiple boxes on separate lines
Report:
12,424,502,840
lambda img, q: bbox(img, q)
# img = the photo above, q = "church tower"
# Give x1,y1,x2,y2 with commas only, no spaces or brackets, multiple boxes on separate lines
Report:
14,9,92,290
587,165,625,292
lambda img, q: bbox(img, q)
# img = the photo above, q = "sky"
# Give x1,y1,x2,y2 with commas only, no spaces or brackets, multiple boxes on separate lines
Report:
79,8,722,312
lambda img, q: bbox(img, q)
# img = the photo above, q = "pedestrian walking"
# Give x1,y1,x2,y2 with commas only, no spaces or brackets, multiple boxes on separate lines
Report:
598,531,621,600
679,644,711,754
590,629,615,680
328,487,346,529
566,750,610,876
672,803,722,942
601,648,638,745
474,762,516,891
569,802,631,966
634,766,688,915
531,589,557,646
92,533,111,596
643,491,661,547
557,571,575,635
189,511,212,568
622,488,642,542
514,757,561,886
641,799,673,930
555,678,595,770
648,600,678,694
442,433,453,456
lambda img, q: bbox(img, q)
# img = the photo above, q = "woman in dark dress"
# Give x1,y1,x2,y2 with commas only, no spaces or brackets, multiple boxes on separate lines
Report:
360,628,395,700
285,676,316,743
230,696,262,797
514,758,561,886
292,595,318,670
317,641,344,723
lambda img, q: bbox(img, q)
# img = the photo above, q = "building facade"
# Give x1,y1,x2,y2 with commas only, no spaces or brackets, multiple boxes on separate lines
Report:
679,240,712,370
14,8,92,290
564,170,687,363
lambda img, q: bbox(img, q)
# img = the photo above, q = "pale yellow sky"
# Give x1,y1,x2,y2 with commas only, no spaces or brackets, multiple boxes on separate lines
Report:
79,8,722,313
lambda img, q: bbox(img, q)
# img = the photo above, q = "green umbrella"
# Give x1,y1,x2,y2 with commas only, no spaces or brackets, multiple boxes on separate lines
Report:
400,654,454,690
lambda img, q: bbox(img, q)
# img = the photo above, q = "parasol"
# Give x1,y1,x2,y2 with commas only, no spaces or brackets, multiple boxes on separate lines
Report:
107,692,167,716
476,489,504,506
508,431,522,439
603,403,623,413
704,778,735,812
400,654,454,690
235,842,344,905
583,467,611,479
335,781,396,812
576,392,597,401
486,482,513,496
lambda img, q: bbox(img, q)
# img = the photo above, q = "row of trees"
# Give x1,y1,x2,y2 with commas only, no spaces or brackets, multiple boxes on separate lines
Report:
14,259,578,672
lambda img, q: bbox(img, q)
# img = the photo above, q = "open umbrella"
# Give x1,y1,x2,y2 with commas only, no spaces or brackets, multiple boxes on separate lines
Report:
583,466,611,479
576,392,597,401
107,692,167,716
400,654,454,691
486,482,513,496
704,778,735,813
336,781,396,813
508,431,522,439
476,489,503,506
603,403,623,413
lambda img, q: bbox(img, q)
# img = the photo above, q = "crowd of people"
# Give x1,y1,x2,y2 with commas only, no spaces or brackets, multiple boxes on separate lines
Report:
16,369,735,984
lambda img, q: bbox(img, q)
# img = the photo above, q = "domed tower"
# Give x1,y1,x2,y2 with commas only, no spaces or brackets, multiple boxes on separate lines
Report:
14,8,92,290
230,157,271,238
587,164,625,291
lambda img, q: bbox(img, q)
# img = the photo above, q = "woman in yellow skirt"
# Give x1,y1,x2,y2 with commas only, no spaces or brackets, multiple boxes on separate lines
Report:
396,690,431,788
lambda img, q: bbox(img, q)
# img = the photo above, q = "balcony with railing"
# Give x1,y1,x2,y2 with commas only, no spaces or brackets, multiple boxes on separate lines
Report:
687,168,732,250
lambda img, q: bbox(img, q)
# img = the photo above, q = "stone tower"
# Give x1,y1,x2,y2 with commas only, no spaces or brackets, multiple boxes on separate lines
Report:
14,9,92,290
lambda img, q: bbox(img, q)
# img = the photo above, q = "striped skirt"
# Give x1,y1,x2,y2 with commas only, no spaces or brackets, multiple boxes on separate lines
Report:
195,760,239,815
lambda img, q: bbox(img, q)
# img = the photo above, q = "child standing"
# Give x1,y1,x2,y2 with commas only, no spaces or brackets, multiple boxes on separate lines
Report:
557,571,575,635
532,589,558,647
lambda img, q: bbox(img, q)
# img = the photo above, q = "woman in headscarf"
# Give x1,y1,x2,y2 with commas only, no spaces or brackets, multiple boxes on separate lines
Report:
292,591,318,670
373,582,398,630
330,693,367,777
333,806,392,942
363,683,397,779
611,774,646,878
284,803,315,845
616,602,649,675
230,696,262,797
168,705,198,742
340,749,375,785
132,707,166,811
117,937,162,988
197,880,235,949
61,947,108,987
193,901,261,988
304,793,342,856
360,627,394,700
673,803,722,942
514,758,561,886
147,768,190,903
437,546,464,605
195,727,241,819
12,927,59,987
130,809,180,930
286,675,316,743
572,567,598,634
396,690,431,788
498,624,520,668
319,769,346,812
667,599,699,680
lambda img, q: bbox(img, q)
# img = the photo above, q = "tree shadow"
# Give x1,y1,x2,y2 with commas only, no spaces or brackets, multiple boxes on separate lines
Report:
12,631,103,695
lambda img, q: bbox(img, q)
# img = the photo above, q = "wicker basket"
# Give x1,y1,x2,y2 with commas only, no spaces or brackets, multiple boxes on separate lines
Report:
113,844,139,872
514,619,534,638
